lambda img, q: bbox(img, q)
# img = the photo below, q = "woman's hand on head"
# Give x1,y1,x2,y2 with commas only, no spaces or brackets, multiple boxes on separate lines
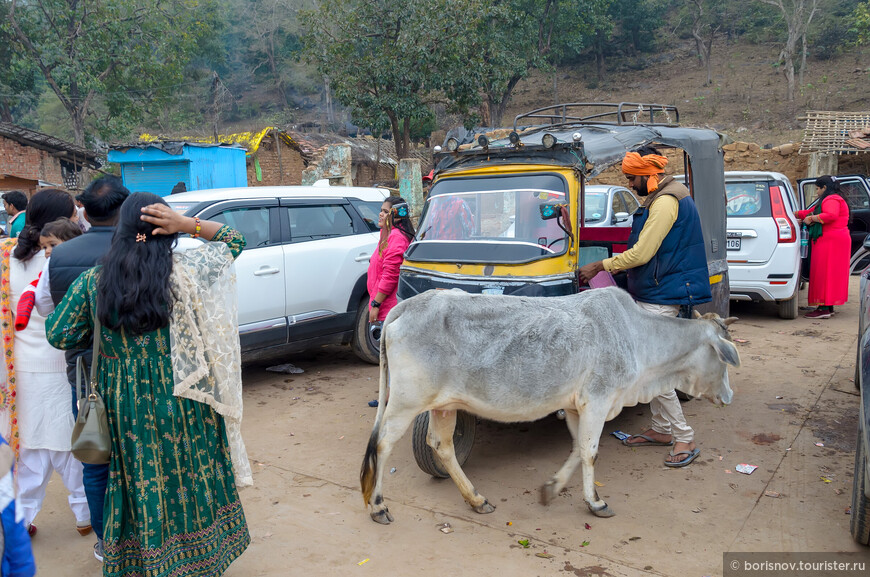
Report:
140,204,189,236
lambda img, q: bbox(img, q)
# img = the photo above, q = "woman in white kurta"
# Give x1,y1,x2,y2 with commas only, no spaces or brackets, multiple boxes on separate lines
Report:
0,189,89,535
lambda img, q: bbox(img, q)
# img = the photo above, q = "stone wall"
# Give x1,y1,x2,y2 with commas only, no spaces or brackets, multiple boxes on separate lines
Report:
589,142,870,189
0,135,65,194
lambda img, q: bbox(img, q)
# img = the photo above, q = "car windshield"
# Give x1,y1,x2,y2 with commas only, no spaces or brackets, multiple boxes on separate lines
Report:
408,174,569,264
725,181,771,217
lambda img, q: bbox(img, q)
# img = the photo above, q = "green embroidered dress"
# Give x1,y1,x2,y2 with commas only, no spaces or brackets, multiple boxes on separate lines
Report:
46,226,250,577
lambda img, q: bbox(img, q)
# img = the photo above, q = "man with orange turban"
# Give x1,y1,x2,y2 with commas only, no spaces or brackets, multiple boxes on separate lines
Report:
580,146,712,468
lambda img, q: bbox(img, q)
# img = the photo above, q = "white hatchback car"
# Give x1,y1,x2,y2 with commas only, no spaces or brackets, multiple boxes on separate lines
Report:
723,171,802,319
167,184,389,363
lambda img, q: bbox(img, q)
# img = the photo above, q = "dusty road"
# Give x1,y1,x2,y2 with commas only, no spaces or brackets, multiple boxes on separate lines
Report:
33,279,870,576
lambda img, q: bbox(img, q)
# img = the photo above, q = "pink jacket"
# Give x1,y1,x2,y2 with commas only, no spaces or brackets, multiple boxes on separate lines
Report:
367,228,411,321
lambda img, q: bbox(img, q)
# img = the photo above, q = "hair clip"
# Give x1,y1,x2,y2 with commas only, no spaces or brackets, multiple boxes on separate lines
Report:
135,233,147,243
391,203,410,218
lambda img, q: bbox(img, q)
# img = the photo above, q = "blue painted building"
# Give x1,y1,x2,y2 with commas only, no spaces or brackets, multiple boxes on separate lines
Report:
107,142,247,196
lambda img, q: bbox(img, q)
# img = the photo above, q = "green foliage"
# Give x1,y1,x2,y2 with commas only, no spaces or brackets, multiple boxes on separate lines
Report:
301,0,491,156
853,1,870,44
6,0,219,144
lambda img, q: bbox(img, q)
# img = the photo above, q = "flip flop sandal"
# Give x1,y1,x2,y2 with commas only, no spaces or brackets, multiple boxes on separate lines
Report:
664,448,700,467
621,434,674,447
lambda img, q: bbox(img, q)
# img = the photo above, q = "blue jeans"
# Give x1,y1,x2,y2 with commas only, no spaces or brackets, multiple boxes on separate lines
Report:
71,385,109,539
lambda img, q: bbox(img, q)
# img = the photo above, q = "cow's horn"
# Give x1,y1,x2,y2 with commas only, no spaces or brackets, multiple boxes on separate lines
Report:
722,316,739,326
692,310,702,320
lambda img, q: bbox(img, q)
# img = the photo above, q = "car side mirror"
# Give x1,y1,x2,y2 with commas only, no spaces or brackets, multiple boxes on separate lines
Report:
863,233,870,251
612,211,630,224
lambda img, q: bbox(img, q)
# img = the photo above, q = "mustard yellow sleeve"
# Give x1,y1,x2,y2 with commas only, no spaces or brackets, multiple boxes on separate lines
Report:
603,195,679,272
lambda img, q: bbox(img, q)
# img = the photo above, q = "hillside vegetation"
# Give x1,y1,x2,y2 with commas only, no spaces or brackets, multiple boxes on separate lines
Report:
1,0,868,148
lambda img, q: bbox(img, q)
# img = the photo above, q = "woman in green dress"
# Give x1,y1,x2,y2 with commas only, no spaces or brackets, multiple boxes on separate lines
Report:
47,192,251,576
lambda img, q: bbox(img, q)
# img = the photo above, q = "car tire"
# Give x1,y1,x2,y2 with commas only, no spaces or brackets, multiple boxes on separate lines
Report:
412,411,476,479
351,299,380,365
850,426,870,545
777,284,800,320
851,247,870,276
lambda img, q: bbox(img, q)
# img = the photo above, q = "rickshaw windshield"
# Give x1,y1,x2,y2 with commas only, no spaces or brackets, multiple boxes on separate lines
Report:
408,174,570,264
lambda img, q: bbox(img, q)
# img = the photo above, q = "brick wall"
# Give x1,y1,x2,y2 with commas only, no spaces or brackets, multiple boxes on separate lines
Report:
0,134,65,189
247,134,306,186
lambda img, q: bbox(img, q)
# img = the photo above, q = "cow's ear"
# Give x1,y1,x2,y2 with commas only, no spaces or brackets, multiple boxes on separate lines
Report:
714,336,741,367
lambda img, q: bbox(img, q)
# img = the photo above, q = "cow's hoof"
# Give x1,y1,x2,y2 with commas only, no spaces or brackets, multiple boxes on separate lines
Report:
370,508,394,524
472,500,496,514
588,502,616,518
541,480,558,505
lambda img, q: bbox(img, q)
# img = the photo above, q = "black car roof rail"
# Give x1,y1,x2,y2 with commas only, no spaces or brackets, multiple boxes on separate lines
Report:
513,102,680,132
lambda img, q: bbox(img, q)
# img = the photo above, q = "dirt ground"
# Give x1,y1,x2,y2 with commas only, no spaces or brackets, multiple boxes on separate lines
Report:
31,278,870,576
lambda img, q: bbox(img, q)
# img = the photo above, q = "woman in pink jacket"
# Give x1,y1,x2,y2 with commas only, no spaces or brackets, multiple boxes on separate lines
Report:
368,196,416,323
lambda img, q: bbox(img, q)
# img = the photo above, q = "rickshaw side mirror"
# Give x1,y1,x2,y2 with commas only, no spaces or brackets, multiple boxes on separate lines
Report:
540,203,567,220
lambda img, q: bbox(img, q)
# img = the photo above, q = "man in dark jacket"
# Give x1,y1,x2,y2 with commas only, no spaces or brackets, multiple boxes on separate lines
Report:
579,147,712,469
36,176,129,561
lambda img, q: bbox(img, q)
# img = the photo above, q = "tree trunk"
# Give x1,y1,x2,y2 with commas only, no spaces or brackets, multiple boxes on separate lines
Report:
488,74,522,128
799,32,808,88
0,101,12,123
784,55,796,102
553,69,559,105
386,112,408,161
72,108,86,148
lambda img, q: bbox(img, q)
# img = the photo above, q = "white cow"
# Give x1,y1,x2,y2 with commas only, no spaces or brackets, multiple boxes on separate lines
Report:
360,287,739,524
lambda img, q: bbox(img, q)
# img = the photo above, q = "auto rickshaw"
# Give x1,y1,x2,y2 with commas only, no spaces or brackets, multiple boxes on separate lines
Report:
398,103,729,477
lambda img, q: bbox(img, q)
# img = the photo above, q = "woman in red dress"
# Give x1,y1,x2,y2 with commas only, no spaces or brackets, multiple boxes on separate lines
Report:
795,175,851,319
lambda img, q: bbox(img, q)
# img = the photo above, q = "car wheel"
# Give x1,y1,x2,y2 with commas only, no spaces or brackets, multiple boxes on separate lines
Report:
850,426,870,545
412,411,476,478
777,284,800,320
351,299,380,365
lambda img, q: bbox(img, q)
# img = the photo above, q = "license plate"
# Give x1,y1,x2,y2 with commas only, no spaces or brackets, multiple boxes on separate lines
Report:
726,238,741,250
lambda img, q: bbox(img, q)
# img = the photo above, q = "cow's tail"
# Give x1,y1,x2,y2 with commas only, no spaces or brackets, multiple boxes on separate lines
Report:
360,313,392,506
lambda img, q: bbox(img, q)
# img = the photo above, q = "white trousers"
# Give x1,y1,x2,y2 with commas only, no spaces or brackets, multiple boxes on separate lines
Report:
635,301,695,444
17,447,89,527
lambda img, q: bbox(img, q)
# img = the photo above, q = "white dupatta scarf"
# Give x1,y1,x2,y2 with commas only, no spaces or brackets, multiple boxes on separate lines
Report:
168,241,253,487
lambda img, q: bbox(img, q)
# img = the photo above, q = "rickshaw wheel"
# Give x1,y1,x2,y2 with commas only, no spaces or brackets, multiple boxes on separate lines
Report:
412,411,476,478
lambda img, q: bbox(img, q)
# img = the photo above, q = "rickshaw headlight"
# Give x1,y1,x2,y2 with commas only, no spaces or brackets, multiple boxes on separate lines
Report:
477,135,489,148
508,131,520,145
446,137,460,152
542,133,557,149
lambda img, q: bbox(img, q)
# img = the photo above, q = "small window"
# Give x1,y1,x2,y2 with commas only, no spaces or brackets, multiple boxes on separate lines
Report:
349,199,383,232
611,191,626,215
622,191,640,214
286,205,354,242
840,182,870,210
725,182,770,217
211,207,271,248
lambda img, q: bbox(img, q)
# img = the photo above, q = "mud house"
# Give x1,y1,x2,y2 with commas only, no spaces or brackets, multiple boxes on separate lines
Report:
0,122,100,194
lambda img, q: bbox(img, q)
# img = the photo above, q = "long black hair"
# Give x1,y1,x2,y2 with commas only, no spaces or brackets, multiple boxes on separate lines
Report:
97,192,178,334
13,189,75,262
378,195,416,254
814,175,851,223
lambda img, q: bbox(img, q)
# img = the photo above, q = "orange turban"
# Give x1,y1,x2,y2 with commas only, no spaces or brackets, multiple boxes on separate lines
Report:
622,151,669,193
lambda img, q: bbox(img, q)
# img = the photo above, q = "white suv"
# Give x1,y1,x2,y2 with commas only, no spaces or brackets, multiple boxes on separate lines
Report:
167,185,389,363
723,171,802,319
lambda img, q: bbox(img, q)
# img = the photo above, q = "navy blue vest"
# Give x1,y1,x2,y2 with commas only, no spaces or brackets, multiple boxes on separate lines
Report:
626,181,712,306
